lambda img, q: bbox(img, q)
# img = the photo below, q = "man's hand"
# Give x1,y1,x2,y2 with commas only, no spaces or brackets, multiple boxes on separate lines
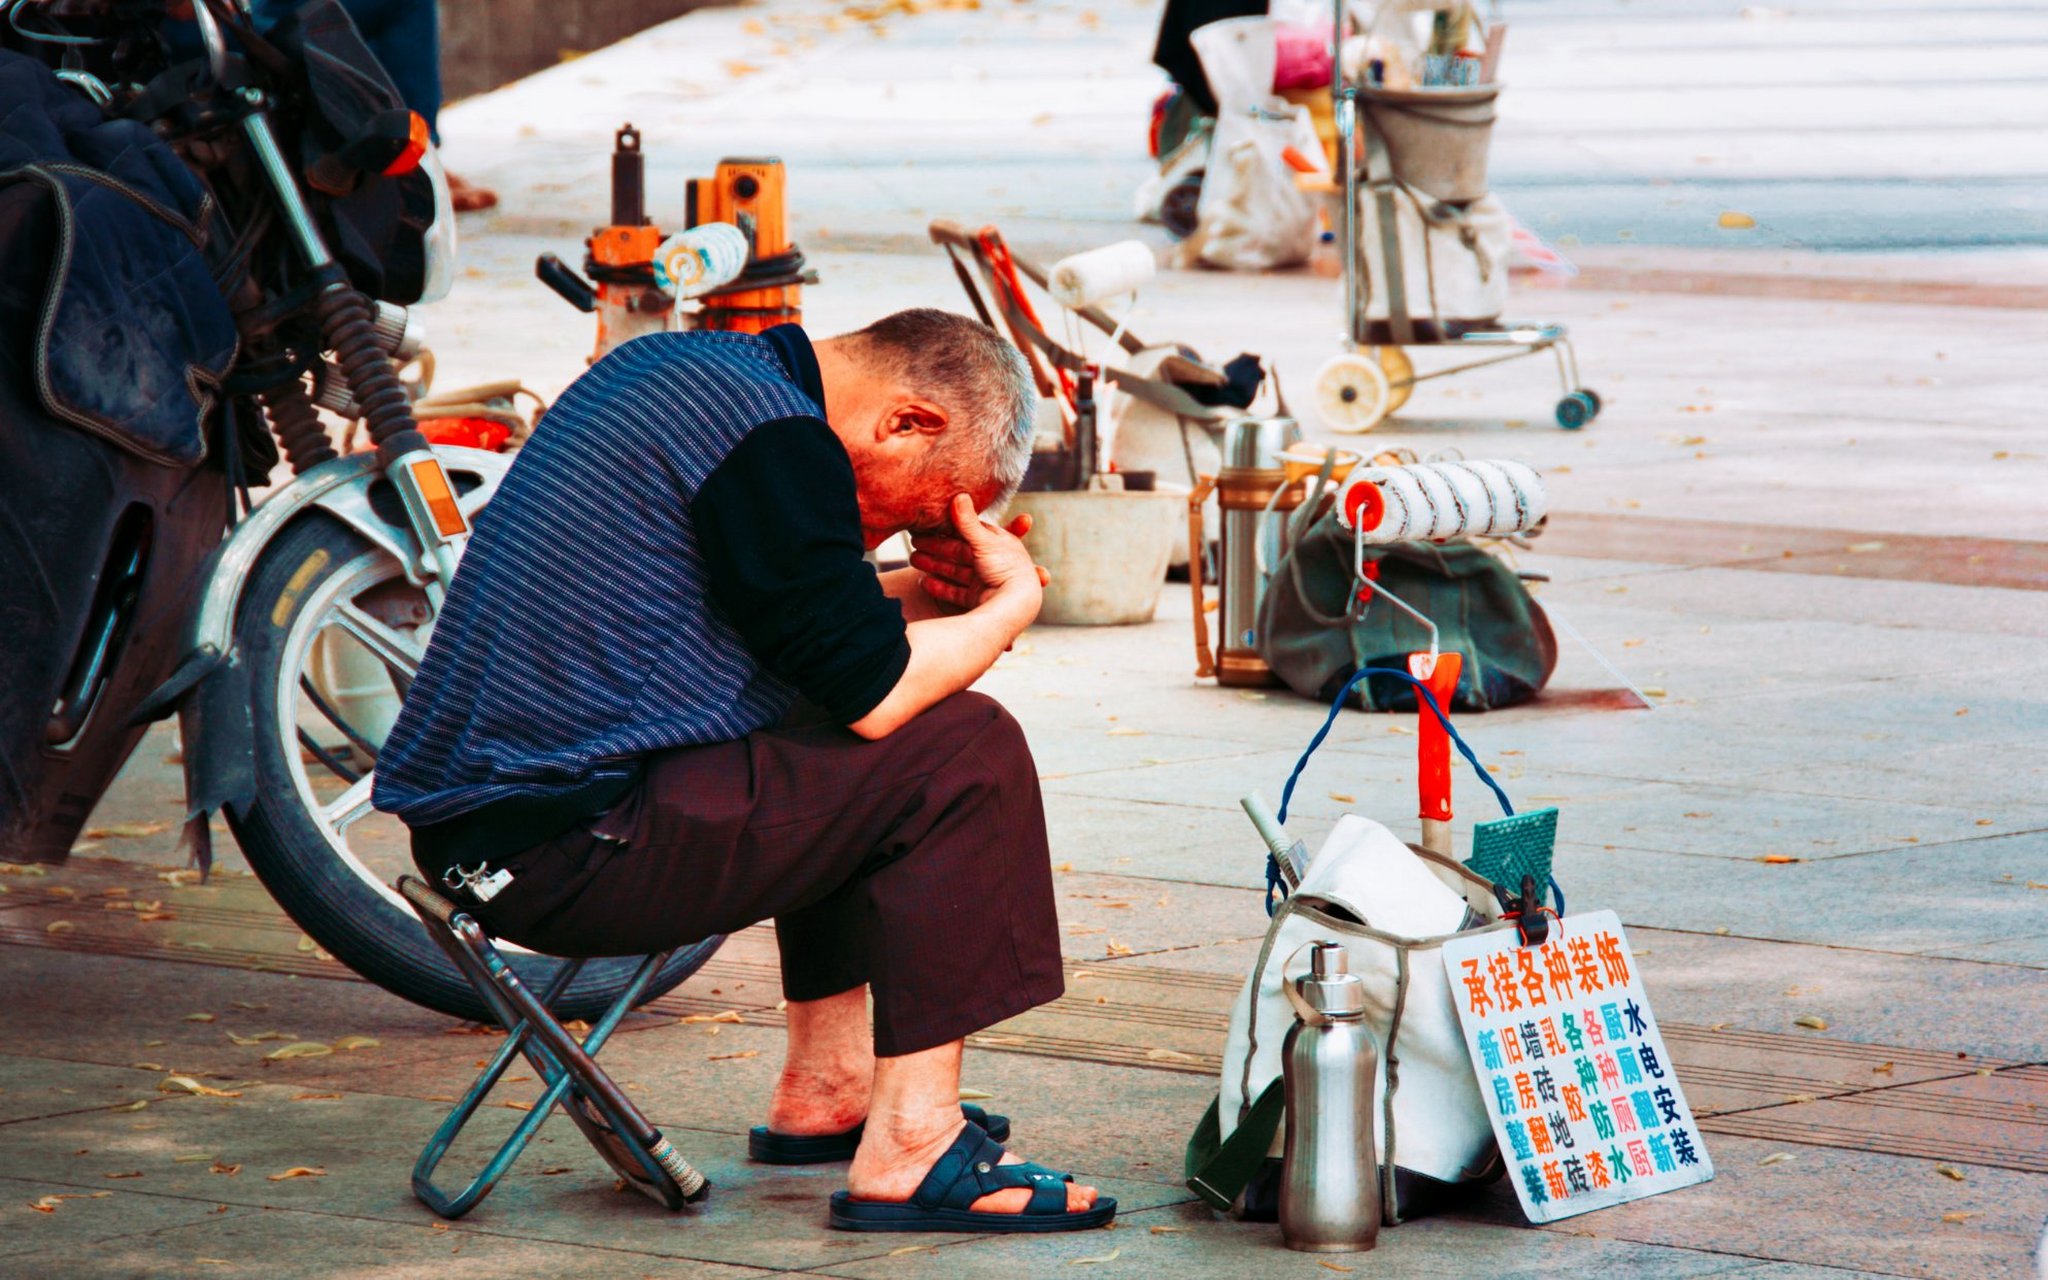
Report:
911,494,1051,612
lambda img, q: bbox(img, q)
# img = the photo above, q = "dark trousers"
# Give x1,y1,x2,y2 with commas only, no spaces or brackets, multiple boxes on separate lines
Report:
470,692,1065,1058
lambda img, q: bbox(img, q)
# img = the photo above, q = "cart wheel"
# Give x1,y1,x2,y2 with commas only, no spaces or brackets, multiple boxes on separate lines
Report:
1580,388,1602,417
1555,391,1595,430
1314,353,1393,434
1375,346,1414,416
1160,174,1203,241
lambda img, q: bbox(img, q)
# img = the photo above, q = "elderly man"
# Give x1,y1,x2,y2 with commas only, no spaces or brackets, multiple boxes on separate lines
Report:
372,311,1110,1233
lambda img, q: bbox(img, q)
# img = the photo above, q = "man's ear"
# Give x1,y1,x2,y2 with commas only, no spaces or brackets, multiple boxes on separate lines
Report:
882,399,948,440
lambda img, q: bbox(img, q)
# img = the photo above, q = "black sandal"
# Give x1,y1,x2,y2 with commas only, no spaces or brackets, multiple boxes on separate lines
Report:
749,1102,1009,1165
827,1120,1116,1233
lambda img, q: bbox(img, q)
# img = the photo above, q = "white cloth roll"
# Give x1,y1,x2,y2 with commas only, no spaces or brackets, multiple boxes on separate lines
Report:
1048,240,1156,309
655,222,750,301
1343,459,1546,542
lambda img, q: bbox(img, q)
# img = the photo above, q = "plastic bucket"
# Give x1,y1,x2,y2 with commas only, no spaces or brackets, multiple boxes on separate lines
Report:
1359,83,1499,204
1009,490,1182,626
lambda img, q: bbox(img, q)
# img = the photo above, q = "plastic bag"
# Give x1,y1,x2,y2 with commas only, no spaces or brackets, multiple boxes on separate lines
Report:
1188,18,1322,270
1359,188,1510,323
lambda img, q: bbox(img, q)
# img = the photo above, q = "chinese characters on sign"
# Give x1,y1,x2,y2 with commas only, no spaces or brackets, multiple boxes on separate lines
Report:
1441,909,1713,1223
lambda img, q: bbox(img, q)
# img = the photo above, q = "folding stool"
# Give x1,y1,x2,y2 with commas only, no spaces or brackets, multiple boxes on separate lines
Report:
396,875,711,1218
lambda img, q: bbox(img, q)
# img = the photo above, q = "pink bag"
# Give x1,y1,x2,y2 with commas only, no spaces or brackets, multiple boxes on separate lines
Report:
1272,23,1333,92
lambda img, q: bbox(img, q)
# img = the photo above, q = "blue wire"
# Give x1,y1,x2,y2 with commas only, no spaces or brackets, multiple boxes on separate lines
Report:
1268,665,1566,917
1278,666,1514,824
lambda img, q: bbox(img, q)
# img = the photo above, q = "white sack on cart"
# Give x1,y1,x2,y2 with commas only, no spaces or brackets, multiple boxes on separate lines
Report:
1102,346,1222,569
1188,17,1322,271
1359,188,1511,324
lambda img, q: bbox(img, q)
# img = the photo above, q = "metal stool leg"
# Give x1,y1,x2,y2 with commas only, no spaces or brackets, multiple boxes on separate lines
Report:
395,877,709,1218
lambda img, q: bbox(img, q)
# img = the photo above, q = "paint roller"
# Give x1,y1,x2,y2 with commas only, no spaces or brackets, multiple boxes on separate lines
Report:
1048,240,1156,310
1340,458,1546,543
654,222,750,303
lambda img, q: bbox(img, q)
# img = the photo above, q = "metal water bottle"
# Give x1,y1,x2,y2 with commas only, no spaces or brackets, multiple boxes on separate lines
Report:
1213,414,1301,686
1279,941,1382,1253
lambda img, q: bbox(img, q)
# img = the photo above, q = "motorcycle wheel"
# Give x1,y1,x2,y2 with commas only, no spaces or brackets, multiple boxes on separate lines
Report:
226,510,719,1022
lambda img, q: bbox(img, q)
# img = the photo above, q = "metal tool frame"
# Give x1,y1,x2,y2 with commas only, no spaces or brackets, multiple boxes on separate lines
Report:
396,877,707,1219
1329,0,1594,421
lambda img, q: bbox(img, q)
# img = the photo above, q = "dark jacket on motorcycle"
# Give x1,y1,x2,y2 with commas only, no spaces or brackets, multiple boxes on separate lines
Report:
372,326,912,869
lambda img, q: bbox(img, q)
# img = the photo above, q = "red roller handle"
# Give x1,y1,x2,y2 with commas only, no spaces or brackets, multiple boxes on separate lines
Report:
1410,651,1464,825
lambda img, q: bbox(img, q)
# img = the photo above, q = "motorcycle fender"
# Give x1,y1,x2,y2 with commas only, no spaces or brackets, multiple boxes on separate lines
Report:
168,446,510,818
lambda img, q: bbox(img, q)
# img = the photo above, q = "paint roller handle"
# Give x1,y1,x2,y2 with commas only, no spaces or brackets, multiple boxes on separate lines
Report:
1243,791,1309,888
535,254,597,314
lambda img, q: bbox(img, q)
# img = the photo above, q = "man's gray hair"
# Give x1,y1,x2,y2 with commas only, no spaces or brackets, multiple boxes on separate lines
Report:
844,308,1037,503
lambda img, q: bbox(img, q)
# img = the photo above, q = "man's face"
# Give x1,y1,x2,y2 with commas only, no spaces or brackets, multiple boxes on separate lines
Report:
846,447,999,549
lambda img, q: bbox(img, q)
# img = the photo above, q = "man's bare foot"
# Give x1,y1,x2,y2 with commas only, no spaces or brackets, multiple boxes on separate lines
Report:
447,171,498,213
765,1062,872,1137
849,1111,1098,1215
767,986,875,1136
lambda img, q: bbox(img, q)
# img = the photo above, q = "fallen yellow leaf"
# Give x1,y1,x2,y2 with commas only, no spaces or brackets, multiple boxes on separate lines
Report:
1794,1015,1828,1031
1328,792,1355,804
102,1171,143,1179
332,1035,381,1052
958,1088,994,1100
85,821,170,838
1104,939,1133,958
1941,1211,1979,1224
1758,1153,1795,1167
263,1042,334,1061
1934,1164,1965,1182
45,921,75,934
264,1167,326,1181
1717,210,1757,229
226,1031,295,1046
160,1075,241,1099
183,1013,216,1023
1068,1247,1120,1265
677,1011,744,1025
210,1162,241,1176
291,1093,343,1102
709,1050,761,1062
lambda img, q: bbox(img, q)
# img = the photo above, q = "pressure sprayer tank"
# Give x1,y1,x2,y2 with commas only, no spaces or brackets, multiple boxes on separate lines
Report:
1214,414,1301,687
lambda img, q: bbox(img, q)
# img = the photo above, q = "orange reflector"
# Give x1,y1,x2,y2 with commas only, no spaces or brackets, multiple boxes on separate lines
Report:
384,111,429,177
410,458,468,538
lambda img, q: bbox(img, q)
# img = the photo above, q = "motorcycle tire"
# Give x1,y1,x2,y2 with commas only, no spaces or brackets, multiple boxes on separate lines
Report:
226,510,718,1022
0,181,229,861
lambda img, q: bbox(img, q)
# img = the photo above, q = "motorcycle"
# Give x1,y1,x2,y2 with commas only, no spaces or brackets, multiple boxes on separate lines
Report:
0,0,715,1020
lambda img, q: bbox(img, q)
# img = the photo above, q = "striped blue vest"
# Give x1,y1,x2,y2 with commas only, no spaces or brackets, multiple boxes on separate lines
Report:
372,330,824,826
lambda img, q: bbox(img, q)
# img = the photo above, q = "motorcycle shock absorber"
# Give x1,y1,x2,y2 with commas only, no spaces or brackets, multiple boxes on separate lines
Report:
233,86,469,598
260,375,338,473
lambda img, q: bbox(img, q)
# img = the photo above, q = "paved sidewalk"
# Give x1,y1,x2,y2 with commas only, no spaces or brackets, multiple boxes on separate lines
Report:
3,0,2045,1276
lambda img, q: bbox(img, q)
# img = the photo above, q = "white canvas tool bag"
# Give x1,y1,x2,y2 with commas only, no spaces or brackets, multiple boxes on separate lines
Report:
1186,814,1508,1222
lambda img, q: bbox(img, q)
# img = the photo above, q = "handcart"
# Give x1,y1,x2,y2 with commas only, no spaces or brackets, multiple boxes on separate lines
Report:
1310,0,1600,434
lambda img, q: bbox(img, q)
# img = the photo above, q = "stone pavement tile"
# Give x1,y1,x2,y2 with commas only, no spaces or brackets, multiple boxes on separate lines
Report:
1538,561,2048,644
1549,833,2048,960
1523,1133,2048,1280
0,1177,253,1263
1497,773,2034,862
0,1201,778,1279
0,942,471,1078
814,1198,1761,1280
1049,872,1267,962
1042,794,1337,890
1921,932,2048,968
1097,935,1265,979
1623,928,2048,1063
0,1056,164,1126
0,1073,1182,1272
1732,739,2048,817
1705,1065,2048,1176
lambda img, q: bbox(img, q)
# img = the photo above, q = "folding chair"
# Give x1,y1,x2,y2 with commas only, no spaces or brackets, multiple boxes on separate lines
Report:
395,875,711,1218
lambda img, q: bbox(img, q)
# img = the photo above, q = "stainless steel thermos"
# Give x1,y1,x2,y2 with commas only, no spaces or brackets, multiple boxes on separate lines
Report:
1201,414,1302,687
1279,940,1383,1253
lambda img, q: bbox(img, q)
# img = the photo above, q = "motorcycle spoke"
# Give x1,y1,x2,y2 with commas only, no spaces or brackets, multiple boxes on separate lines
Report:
332,601,423,679
320,773,376,833
298,726,364,785
299,674,380,764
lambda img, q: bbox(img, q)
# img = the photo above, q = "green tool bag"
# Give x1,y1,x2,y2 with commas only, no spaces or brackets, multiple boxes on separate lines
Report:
1257,519,1557,712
